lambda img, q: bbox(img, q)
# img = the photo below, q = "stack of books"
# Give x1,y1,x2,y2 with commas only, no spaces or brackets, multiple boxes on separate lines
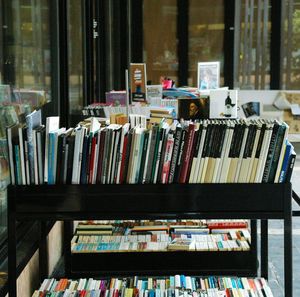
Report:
6,112,296,185
71,220,251,253
32,275,274,297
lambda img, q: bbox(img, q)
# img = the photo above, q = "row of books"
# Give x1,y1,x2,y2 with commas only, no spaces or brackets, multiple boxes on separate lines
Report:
33,276,274,297
6,112,295,185
74,221,249,236
71,221,251,252
71,238,250,252
73,233,250,244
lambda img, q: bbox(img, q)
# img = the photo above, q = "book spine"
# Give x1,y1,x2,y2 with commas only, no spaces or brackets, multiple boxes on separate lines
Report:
145,125,158,184
284,150,296,182
161,133,175,184
179,124,195,183
174,127,188,183
138,131,149,183
262,123,280,183
267,124,286,182
168,126,182,184
278,141,292,183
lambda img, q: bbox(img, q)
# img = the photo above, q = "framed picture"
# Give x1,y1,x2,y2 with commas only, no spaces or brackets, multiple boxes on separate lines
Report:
197,61,220,90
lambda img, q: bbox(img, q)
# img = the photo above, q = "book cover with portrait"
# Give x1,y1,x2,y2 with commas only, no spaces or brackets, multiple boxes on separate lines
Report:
178,97,210,120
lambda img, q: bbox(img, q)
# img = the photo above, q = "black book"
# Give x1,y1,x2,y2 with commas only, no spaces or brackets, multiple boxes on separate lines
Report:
36,126,45,185
138,130,150,183
255,122,267,159
80,134,89,184
174,124,188,183
66,133,75,184
123,128,134,183
268,122,287,182
157,127,170,184
262,121,280,183
144,124,159,184
168,124,183,183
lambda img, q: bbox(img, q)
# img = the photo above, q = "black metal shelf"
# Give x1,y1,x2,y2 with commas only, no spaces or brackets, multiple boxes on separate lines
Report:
7,183,293,297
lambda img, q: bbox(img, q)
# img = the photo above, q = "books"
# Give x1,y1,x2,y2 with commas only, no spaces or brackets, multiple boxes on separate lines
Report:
32,276,275,297
6,115,295,185
71,220,251,253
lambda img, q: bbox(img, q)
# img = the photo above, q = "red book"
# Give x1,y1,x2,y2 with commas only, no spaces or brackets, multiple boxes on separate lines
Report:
179,123,195,183
80,290,87,297
207,222,247,229
88,136,97,184
161,133,175,184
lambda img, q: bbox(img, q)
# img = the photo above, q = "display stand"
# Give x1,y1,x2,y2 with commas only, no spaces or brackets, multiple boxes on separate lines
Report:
7,183,293,297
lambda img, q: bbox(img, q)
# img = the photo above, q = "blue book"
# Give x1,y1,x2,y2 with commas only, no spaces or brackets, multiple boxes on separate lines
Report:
180,275,186,288
279,141,293,183
169,277,175,289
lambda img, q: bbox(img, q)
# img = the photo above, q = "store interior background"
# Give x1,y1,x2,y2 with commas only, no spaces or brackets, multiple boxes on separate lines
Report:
0,0,300,296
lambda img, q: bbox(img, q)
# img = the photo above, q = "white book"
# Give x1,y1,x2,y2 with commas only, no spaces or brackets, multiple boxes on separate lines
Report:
200,121,216,183
92,130,102,184
72,126,86,184
110,128,121,184
255,123,273,182
32,129,39,185
274,122,289,182
211,121,226,183
218,121,235,183
214,121,230,183
44,116,60,182
129,129,143,184
7,126,16,185
234,122,249,182
24,140,30,185
192,121,207,183
18,126,26,185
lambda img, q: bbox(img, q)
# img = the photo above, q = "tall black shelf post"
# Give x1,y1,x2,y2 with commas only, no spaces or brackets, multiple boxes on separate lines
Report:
284,184,293,297
8,186,17,297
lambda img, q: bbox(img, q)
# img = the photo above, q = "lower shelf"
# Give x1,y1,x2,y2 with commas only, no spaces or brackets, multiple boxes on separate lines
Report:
32,275,274,297
70,251,257,277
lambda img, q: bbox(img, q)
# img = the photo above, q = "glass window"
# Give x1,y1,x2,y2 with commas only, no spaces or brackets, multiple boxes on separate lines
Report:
143,0,178,84
281,0,300,89
68,0,84,115
0,0,54,242
188,0,224,87
234,0,271,89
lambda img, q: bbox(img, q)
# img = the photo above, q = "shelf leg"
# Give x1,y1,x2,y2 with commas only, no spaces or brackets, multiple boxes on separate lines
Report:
64,221,73,277
8,211,17,297
250,220,258,276
261,219,268,279
284,186,293,297
39,221,48,283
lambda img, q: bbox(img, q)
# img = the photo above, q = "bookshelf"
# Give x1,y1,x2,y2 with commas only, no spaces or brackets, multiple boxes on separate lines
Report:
7,183,293,297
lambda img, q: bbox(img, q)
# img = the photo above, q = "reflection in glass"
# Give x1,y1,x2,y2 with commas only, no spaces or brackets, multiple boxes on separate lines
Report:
281,0,300,89
189,0,224,87
2,0,52,102
68,0,83,114
143,0,178,84
234,0,271,89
